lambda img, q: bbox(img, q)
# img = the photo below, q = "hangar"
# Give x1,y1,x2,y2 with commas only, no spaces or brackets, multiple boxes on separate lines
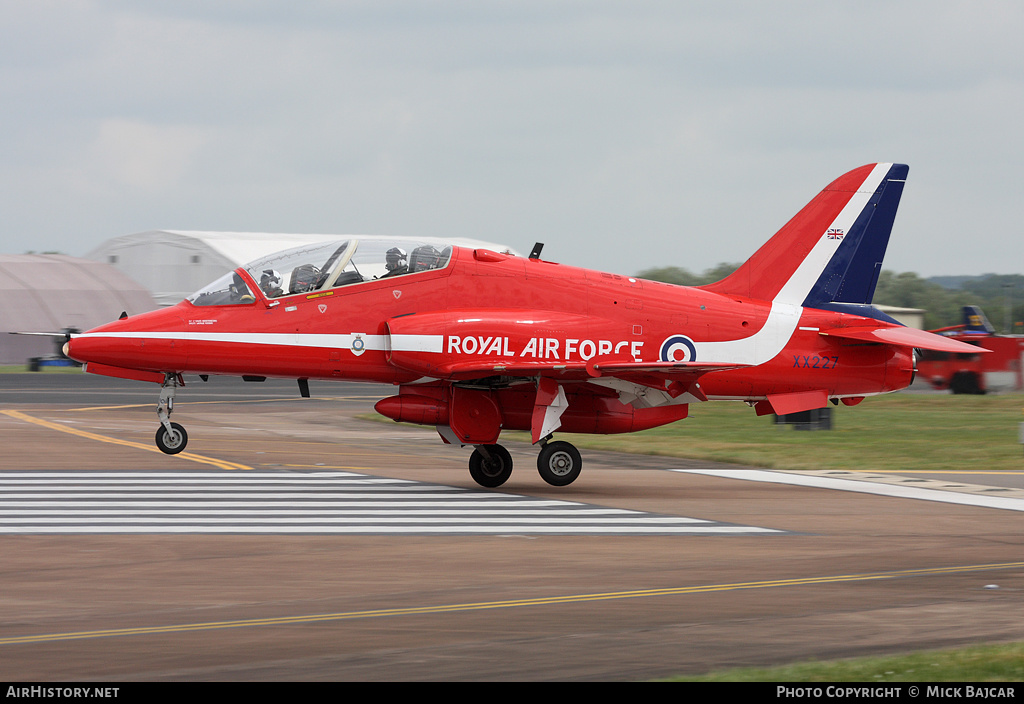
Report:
85,230,346,307
0,254,158,365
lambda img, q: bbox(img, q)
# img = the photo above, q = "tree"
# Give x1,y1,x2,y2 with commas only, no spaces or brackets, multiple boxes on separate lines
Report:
637,263,740,287
637,265,1022,331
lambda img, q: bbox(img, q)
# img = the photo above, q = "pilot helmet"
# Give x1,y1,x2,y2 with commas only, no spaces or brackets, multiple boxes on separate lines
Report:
260,269,282,291
385,247,408,271
289,263,321,293
410,245,442,272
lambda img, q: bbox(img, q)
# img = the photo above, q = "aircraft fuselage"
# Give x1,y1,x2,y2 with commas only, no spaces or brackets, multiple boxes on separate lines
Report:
69,245,913,401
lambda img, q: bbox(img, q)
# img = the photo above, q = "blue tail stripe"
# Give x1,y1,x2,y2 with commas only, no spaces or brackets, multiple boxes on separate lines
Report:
803,163,909,308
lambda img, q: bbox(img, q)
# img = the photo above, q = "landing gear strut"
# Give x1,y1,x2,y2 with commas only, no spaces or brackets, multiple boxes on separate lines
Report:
468,444,513,488
536,440,582,486
155,373,188,454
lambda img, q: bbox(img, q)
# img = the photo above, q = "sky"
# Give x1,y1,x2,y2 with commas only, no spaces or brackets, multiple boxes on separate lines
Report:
1,1,1022,277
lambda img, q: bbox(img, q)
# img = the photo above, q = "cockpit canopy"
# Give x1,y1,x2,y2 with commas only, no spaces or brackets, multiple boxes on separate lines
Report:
187,238,454,306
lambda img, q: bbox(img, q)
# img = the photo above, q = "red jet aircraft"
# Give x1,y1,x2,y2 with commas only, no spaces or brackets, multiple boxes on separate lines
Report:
66,163,982,488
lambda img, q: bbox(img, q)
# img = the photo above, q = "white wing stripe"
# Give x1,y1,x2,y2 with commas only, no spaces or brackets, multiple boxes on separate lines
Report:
74,332,442,353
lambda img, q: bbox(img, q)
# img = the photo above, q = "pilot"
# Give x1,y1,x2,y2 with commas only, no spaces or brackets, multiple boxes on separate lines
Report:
259,269,284,298
230,273,255,303
380,247,408,278
289,264,321,294
409,245,442,272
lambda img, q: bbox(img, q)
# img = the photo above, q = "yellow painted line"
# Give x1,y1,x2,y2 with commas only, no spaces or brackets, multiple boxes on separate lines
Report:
2,561,1021,646
281,464,375,470
1,410,251,471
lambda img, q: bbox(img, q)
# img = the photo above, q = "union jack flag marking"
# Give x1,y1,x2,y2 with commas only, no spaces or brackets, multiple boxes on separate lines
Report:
826,228,845,240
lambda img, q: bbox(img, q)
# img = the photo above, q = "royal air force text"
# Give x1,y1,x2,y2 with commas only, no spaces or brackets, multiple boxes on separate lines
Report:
447,336,644,362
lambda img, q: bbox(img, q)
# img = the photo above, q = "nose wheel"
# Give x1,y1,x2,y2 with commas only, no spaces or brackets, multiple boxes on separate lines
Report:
156,422,188,454
537,441,582,486
155,373,188,454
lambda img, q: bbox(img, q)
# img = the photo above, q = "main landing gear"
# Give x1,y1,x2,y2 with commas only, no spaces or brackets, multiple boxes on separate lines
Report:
469,445,513,488
536,440,582,487
155,373,188,455
467,438,583,489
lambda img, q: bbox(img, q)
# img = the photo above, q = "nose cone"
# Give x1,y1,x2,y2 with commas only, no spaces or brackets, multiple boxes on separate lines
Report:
67,308,188,372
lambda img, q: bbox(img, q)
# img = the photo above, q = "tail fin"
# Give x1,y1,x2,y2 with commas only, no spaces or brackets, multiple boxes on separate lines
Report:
701,163,908,307
962,305,996,334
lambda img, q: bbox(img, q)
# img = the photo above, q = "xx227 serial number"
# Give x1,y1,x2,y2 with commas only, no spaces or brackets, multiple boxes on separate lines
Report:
793,355,839,369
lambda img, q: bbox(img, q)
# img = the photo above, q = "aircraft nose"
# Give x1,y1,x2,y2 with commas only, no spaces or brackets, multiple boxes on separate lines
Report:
64,332,92,364
66,309,188,371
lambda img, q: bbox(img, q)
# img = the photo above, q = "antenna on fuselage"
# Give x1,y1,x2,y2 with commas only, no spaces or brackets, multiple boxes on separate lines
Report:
529,242,544,259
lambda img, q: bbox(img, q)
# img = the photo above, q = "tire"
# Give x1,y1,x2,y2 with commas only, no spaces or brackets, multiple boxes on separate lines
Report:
950,372,984,395
537,441,582,487
469,444,513,488
155,422,188,455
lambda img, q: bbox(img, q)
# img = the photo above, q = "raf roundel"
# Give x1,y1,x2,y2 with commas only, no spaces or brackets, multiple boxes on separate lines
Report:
660,335,697,363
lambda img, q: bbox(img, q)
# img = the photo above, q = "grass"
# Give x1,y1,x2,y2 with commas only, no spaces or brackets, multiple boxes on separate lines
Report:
369,392,1024,474
544,393,1023,473
665,642,1024,681
0,365,83,374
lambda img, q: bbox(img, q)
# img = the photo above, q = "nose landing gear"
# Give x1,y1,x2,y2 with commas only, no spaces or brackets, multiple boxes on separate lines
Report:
156,422,188,454
155,373,188,454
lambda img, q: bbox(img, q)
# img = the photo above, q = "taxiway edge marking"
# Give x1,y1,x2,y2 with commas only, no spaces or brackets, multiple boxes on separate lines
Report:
674,469,1024,512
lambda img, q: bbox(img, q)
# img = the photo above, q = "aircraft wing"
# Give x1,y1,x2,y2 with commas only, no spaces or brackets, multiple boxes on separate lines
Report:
589,360,749,376
433,359,747,381
819,326,989,354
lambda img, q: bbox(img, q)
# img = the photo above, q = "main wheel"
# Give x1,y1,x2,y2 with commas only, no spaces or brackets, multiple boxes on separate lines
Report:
155,422,188,455
537,441,582,486
950,372,984,395
469,444,513,488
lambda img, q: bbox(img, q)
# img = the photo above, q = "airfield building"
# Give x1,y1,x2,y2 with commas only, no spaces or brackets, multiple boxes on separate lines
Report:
85,230,348,307
0,254,158,365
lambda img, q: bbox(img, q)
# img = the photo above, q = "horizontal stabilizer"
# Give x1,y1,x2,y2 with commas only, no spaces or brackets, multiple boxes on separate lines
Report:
819,326,989,354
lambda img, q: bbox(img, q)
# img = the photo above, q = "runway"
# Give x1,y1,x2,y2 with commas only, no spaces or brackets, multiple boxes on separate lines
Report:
2,375,1023,681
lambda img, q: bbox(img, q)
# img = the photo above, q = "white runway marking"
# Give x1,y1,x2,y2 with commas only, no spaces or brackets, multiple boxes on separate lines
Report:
675,469,1024,513
0,471,783,536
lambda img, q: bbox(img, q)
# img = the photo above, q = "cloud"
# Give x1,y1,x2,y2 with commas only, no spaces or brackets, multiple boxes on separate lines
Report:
0,2,1022,275
85,119,211,193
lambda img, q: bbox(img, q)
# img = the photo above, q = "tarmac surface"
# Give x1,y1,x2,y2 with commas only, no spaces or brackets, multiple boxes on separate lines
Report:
1,374,1023,681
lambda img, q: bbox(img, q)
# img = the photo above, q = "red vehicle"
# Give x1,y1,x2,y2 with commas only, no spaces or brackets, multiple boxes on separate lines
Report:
917,306,1023,394
66,163,982,487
